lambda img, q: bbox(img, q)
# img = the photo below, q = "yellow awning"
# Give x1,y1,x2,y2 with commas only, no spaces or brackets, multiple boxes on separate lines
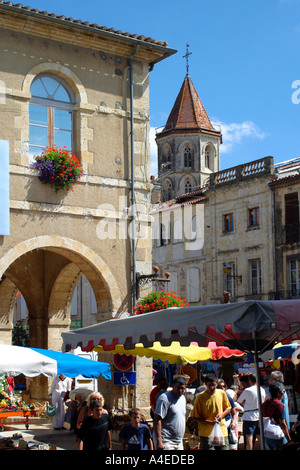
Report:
93,341,212,366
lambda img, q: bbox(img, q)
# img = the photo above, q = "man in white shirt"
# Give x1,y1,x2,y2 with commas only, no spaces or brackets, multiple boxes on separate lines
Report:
237,373,266,450
50,374,73,429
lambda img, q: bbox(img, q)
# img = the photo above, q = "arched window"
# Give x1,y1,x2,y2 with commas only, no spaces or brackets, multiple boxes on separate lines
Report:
204,143,216,171
29,74,76,161
167,149,172,164
163,181,173,201
205,147,210,168
185,180,192,193
184,145,192,167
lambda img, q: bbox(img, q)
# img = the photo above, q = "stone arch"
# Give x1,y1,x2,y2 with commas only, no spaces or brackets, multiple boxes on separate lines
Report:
162,177,173,202
177,140,195,169
178,174,197,195
22,62,88,104
0,235,122,320
0,278,19,344
203,142,216,171
48,262,82,324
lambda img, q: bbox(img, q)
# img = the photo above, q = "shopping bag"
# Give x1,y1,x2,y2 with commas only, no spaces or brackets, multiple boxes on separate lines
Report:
208,422,225,447
188,430,201,450
228,426,238,444
45,401,56,418
263,417,284,440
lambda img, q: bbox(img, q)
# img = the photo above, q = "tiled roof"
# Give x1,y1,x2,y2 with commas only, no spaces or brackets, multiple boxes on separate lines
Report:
163,73,220,133
152,196,207,213
152,187,208,213
0,1,170,48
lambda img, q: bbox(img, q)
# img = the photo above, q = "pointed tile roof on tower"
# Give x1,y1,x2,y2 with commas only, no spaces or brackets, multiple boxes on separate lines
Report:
164,73,219,134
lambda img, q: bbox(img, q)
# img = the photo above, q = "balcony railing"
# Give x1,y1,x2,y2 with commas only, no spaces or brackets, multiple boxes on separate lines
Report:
268,290,300,300
210,157,274,188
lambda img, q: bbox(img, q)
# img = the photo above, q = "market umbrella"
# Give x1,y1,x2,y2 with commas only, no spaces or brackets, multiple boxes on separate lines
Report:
69,388,94,401
0,344,111,379
62,300,300,353
62,299,300,450
206,341,245,360
259,341,300,362
93,341,212,366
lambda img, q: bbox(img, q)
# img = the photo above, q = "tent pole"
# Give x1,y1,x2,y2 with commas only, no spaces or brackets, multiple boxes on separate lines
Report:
252,331,265,450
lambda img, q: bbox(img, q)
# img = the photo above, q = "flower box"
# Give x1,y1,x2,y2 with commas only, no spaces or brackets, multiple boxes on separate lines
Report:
30,146,83,193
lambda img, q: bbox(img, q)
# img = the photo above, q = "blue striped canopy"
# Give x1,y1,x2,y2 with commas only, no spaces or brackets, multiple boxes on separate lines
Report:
31,348,111,379
0,344,111,379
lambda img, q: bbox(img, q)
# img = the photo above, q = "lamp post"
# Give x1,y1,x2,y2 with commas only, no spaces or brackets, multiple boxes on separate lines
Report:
222,263,242,284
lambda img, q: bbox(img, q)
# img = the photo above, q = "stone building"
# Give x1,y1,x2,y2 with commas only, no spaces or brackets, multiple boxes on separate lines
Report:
0,2,175,408
152,72,300,307
269,160,300,300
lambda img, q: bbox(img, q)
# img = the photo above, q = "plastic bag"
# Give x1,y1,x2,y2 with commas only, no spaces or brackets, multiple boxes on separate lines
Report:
45,401,56,418
208,422,225,447
263,417,284,440
228,426,238,444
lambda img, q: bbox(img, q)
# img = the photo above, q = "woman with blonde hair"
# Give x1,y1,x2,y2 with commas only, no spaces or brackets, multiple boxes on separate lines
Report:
76,391,108,448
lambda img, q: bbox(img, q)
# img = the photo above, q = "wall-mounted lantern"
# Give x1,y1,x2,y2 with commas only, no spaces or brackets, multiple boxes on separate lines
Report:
222,263,242,284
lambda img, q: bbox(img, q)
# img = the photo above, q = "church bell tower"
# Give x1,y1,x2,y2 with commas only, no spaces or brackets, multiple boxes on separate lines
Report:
155,46,222,201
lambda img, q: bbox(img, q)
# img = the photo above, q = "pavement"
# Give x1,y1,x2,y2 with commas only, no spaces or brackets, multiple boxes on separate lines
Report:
0,416,123,450
0,416,262,451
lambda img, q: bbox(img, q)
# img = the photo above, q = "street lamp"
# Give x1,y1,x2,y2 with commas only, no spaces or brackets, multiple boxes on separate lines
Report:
222,263,242,284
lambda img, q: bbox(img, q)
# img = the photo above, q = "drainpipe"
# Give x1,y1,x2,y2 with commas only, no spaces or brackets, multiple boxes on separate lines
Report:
272,188,279,298
129,45,139,311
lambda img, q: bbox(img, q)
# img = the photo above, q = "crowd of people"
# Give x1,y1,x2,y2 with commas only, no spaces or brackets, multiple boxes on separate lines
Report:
152,371,300,451
48,369,300,451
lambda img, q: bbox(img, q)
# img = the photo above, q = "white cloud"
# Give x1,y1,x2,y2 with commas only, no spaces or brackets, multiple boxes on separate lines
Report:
212,120,266,154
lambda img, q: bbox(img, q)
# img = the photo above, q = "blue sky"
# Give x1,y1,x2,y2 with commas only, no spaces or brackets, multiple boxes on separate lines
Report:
24,0,300,176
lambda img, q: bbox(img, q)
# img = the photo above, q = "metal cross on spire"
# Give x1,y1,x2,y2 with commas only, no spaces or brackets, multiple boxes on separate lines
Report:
183,44,192,75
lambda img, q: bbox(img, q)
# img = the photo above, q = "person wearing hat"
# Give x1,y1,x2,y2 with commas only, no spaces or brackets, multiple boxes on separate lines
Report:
268,370,290,440
262,382,292,450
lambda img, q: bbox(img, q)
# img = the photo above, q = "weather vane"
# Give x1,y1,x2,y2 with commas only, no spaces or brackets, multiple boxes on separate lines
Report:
183,44,192,74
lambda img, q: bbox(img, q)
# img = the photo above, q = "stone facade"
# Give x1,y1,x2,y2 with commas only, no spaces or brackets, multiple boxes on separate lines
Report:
0,3,175,411
152,72,300,308
153,156,300,307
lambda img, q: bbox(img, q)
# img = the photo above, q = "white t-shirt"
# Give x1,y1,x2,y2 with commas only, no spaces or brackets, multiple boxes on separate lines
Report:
238,385,266,421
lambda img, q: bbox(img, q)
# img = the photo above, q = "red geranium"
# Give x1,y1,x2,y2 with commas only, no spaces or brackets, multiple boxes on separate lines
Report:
133,291,188,315
30,146,83,193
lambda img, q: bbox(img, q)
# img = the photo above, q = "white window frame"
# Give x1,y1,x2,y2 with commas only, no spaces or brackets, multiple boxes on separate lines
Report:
29,74,76,160
249,259,262,295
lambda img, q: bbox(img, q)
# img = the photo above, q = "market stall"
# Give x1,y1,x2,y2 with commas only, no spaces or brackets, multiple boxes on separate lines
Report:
93,341,213,365
0,374,37,431
0,344,111,430
0,409,36,431
0,344,111,378
62,299,300,449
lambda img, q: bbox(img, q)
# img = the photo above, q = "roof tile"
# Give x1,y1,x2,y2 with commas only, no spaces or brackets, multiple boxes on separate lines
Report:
164,74,219,133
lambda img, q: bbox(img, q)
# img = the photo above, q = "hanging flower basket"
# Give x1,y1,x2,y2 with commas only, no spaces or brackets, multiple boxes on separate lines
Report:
133,291,188,315
30,146,83,194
